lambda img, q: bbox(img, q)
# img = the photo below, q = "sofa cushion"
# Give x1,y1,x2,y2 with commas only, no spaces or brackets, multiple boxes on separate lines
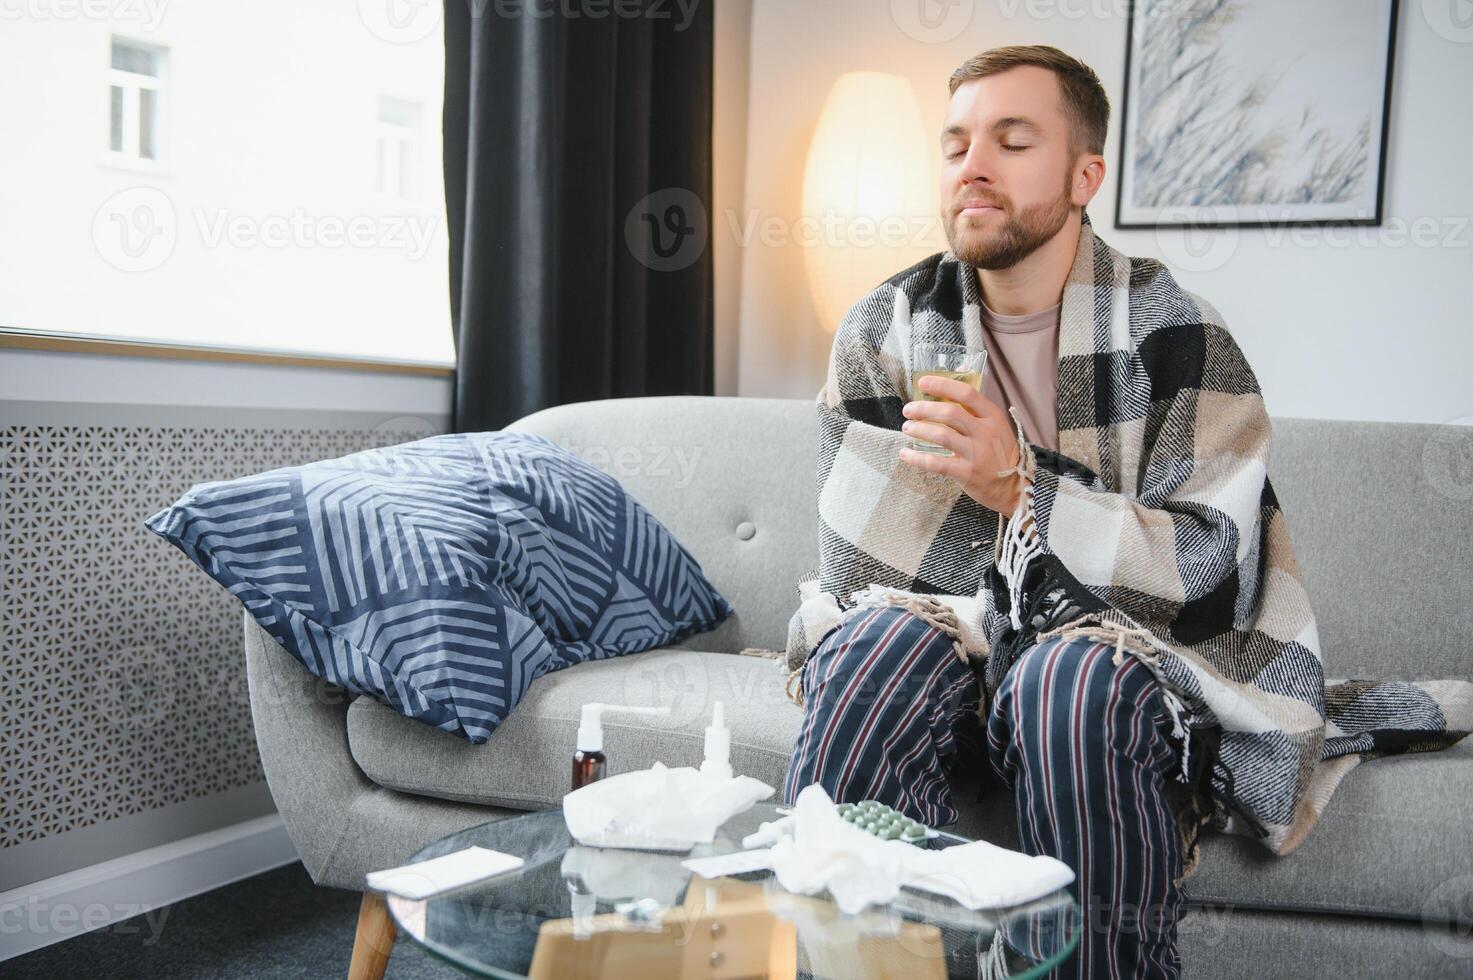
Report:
504,396,822,659
149,431,732,743
950,737,1473,926
347,647,802,810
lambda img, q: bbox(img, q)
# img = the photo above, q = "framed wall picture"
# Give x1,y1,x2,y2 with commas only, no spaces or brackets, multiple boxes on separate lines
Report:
1115,0,1399,229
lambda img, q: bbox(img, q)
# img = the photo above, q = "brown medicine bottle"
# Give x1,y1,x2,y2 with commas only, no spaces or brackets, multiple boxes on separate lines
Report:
571,703,670,791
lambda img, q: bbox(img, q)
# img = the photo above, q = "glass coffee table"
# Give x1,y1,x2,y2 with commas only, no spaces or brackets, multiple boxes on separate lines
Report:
383,803,1080,979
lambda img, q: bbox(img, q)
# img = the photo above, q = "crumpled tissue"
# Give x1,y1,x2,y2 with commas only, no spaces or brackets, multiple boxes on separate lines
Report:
563,762,774,851
742,784,1075,915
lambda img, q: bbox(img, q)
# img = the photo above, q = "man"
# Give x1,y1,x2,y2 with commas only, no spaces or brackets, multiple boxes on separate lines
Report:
780,44,1470,979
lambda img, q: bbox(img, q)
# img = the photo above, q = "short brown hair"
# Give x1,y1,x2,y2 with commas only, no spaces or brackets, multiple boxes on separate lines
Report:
949,45,1110,158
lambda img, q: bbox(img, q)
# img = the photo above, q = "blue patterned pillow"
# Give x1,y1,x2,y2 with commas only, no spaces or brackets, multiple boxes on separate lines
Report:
145,431,733,742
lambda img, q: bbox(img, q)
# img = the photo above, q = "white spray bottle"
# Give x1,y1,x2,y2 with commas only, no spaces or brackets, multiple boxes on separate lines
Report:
573,702,671,789
699,701,733,782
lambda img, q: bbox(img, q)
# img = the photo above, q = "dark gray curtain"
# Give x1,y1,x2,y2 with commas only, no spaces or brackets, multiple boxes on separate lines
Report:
444,0,715,432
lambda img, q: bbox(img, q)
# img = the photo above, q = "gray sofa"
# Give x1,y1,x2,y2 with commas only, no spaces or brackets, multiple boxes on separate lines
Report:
244,395,1473,978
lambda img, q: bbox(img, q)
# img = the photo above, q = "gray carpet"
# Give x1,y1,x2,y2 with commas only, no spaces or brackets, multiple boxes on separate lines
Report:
0,863,463,979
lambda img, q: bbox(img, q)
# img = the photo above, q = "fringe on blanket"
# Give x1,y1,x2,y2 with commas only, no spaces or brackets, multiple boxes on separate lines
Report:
757,613,1215,882
996,405,1043,633
792,588,991,708
757,614,1217,881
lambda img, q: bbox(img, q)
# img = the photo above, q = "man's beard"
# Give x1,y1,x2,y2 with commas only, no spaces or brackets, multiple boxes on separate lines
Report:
943,179,1072,270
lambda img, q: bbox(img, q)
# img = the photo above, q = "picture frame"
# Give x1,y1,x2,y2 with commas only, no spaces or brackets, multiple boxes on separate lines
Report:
1114,0,1399,229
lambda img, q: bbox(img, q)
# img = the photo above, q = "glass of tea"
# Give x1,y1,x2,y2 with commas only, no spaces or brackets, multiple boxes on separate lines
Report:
908,342,987,457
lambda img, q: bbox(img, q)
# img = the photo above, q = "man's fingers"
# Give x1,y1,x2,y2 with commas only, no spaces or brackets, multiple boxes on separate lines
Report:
901,420,966,457
898,444,962,476
902,398,973,435
918,374,997,420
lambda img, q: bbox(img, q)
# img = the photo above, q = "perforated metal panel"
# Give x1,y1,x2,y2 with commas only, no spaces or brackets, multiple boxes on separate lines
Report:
0,412,435,849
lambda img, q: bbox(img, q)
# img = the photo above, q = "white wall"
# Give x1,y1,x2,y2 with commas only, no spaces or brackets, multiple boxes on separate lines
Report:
730,0,1473,427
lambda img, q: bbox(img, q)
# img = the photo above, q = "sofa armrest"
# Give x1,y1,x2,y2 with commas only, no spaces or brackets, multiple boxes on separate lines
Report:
242,611,375,885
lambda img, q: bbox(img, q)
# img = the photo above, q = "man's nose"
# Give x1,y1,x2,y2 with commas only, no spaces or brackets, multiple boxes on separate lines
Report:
955,145,997,185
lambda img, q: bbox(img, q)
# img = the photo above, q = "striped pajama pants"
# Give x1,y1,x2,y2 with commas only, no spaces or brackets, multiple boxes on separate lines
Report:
783,604,1187,979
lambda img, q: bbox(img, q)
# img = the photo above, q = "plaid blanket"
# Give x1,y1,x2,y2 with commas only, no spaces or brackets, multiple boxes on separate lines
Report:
784,210,1472,873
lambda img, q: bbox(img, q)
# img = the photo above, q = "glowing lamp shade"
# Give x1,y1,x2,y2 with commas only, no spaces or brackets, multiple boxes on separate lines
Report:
802,72,938,334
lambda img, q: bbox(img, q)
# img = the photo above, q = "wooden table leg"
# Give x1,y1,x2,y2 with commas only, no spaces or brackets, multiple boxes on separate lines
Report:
348,891,397,980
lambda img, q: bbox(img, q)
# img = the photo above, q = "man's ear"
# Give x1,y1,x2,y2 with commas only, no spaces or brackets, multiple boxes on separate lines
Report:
1071,154,1107,208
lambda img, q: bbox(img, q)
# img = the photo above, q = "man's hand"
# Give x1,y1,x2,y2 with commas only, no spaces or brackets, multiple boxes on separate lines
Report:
898,374,1024,516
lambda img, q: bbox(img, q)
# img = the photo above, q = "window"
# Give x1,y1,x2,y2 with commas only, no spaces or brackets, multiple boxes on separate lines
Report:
377,97,421,200
108,37,164,163
0,5,453,368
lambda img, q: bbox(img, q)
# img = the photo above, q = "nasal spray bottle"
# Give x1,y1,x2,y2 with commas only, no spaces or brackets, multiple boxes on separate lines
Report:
699,701,733,781
573,703,671,790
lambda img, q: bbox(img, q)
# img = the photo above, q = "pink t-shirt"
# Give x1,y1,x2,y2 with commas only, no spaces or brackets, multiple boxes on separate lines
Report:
978,293,1060,453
